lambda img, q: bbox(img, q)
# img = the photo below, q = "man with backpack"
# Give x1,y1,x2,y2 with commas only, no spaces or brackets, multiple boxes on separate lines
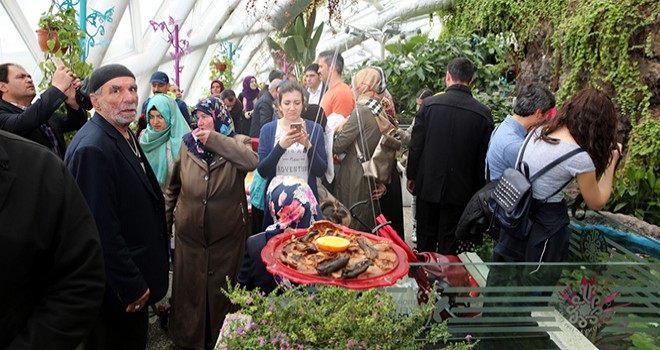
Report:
486,83,556,181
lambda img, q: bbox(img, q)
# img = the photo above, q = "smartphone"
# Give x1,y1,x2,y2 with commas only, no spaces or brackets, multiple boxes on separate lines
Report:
290,122,302,133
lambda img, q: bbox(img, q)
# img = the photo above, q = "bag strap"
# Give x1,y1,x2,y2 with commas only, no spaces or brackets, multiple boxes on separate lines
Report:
354,142,366,162
530,147,585,202
514,129,536,170
352,101,366,163
529,147,585,182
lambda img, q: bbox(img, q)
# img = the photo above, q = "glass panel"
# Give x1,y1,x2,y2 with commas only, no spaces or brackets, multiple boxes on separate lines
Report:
0,6,38,76
391,217,660,348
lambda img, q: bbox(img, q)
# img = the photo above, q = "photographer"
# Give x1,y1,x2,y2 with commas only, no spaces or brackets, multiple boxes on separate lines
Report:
0,62,87,158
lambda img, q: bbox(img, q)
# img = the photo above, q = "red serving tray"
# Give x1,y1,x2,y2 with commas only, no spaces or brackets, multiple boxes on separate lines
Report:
261,227,409,290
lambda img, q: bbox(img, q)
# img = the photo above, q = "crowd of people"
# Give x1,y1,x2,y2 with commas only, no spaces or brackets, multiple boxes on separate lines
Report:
0,48,621,349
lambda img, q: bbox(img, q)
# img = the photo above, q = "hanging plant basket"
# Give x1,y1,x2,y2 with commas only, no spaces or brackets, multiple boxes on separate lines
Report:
215,63,227,72
36,28,62,53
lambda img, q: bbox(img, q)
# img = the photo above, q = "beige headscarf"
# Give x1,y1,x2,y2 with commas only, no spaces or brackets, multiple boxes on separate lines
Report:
351,67,392,133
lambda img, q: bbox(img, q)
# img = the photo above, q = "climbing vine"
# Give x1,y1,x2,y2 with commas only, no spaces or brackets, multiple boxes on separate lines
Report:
553,0,656,121
440,0,658,123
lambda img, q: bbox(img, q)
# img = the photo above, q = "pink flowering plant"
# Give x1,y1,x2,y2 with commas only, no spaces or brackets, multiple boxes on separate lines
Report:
217,278,476,349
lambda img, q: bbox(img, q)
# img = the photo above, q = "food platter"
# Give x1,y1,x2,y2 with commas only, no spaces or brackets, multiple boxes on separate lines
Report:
261,224,409,290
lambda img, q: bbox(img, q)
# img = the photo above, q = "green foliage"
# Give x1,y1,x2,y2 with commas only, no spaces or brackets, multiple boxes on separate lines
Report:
609,164,660,226
218,281,476,349
607,119,660,225
438,0,569,55
209,54,235,88
627,118,660,172
439,0,658,122
37,4,93,90
553,0,655,122
366,33,514,123
267,8,324,75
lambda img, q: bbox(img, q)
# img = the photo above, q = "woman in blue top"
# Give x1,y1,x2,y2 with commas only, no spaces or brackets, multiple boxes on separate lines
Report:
139,94,191,191
257,81,327,230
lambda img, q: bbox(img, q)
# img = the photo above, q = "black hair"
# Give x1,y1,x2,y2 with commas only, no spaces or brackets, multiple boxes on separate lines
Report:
513,82,556,117
0,63,16,98
416,88,433,100
318,50,344,75
305,63,320,73
447,57,475,84
220,89,236,100
268,70,284,82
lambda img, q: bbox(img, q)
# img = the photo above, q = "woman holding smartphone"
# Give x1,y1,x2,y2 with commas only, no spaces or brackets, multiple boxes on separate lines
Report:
257,81,327,230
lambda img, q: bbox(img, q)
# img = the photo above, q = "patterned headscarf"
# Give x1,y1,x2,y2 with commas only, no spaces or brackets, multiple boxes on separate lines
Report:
352,67,393,133
140,94,191,186
193,96,234,136
241,75,259,111
183,97,234,162
265,175,322,240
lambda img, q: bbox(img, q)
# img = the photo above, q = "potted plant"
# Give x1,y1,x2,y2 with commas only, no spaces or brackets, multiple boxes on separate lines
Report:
209,54,235,88
37,5,84,54
35,5,93,101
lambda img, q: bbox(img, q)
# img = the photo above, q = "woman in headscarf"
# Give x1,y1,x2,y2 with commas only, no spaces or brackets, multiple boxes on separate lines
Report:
237,175,322,294
139,94,191,191
239,75,259,120
333,67,392,232
210,79,224,97
164,96,258,350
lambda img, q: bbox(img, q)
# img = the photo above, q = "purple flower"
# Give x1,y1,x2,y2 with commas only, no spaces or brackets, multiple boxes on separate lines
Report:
259,337,265,346
236,328,244,336
465,334,473,339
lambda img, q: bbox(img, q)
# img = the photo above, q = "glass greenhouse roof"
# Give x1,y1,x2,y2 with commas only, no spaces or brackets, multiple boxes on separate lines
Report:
1,0,444,105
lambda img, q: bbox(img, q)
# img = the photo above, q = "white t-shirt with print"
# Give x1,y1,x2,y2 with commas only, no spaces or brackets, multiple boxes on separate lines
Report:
274,124,309,181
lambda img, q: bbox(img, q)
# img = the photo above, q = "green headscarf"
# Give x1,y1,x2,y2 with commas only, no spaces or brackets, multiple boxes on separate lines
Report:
140,94,191,186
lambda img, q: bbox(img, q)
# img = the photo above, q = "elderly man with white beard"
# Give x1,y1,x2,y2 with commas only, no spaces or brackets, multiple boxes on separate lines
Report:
64,64,169,350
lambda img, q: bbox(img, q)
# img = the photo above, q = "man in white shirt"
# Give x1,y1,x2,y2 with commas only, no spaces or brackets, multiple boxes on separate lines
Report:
304,63,326,105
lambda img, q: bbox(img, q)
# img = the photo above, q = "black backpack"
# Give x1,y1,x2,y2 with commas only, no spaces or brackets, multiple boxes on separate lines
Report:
488,133,584,238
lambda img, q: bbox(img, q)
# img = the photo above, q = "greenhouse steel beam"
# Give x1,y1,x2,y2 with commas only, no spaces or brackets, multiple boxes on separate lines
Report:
215,0,313,40
317,0,452,54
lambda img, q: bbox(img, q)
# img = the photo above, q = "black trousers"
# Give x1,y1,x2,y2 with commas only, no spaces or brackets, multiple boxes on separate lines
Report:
415,199,465,254
82,307,149,350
